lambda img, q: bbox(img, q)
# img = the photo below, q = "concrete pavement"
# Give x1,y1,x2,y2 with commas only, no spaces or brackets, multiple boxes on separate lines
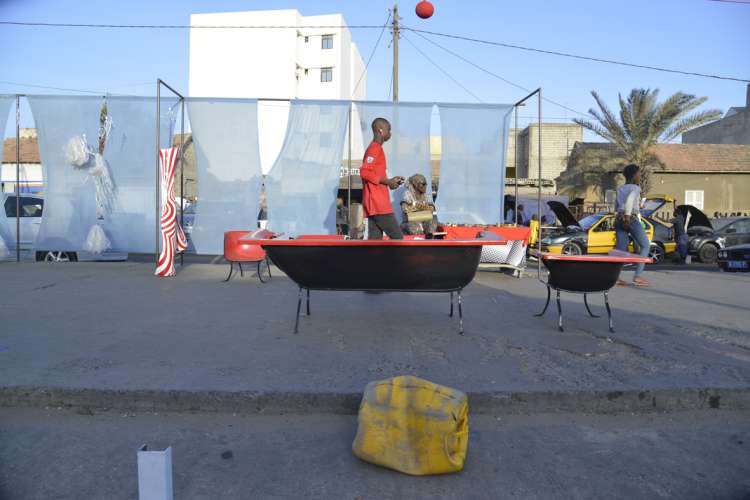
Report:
0,260,749,414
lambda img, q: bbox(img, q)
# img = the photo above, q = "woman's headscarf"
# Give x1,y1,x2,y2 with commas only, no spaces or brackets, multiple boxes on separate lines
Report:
406,174,428,203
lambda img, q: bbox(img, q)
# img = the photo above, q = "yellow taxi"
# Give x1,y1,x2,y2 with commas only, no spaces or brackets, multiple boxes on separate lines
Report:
540,196,677,263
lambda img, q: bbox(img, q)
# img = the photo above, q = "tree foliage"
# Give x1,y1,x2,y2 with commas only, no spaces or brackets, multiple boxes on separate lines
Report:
574,89,721,192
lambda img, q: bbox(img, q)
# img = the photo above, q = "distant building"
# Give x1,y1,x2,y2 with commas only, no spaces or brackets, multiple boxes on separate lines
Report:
189,9,367,172
682,84,750,146
1,129,43,194
340,123,581,196
1,131,194,200
511,123,583,186
557,142,750,216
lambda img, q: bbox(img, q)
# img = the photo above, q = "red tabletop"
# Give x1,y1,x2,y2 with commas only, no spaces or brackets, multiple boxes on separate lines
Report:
257,239,509,247
441,225,531,243
541,253,652,264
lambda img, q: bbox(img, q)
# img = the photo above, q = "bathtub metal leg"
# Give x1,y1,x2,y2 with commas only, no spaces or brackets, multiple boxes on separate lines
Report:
534,285,551,317
556,289,563,332
306,289,311,316
449,292,454,318
223,262,234,282
604,292,614,333
457,290,464,335
584,293,600,318
294,287,302,334
238,262,244,278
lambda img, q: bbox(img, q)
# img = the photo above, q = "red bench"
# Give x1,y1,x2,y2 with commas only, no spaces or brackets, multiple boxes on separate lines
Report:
223,230,275,283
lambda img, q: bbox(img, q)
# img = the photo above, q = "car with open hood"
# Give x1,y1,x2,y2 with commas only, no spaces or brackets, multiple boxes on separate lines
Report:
540,196,676,263
678,204,750,263
717,242,750,272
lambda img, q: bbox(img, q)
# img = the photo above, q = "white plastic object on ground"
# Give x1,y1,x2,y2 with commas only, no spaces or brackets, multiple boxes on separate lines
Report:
84,224,111,254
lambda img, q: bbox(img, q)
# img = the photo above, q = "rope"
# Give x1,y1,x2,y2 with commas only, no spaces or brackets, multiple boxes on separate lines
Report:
403,26,750,83
401,33,482,102
406,28,586,117
353,12,391,97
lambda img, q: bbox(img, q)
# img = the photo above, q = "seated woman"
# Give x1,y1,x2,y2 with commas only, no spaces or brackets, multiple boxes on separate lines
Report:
400,174,437,235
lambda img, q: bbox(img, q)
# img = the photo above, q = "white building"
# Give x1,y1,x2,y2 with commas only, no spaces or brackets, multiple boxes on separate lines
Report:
189,9,367,172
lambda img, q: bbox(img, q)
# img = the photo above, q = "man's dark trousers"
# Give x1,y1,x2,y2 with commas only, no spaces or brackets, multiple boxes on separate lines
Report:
368,214,404,240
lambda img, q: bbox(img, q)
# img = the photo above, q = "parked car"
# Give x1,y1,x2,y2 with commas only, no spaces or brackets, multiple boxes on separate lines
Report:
541,196,676,263
1,193,127,262
717,243,750,272
179,202,196,237
677,205,750,263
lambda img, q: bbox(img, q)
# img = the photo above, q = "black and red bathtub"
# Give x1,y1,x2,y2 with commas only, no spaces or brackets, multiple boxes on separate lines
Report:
257,238,509,334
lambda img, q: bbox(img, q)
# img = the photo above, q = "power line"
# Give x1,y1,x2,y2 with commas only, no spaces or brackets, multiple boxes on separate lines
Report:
401,33,482,102
708,0,750,4
403,26,750,83
6,18,747,82
406,29,586,117
0,80,106,94
0,80,159,95
0,21,383,29
353,12,391,97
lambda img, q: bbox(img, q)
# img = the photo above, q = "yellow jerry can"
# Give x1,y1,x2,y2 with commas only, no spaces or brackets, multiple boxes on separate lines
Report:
352,375,469,476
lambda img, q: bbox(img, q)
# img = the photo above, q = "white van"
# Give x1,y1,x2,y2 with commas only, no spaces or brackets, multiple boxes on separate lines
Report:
1,193,127,262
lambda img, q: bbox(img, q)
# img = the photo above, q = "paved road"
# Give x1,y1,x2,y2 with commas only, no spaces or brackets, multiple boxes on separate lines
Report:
1,407,748,500
1,261,748,399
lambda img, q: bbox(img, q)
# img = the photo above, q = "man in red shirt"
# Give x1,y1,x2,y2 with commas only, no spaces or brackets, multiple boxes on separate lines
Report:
360,118,404,239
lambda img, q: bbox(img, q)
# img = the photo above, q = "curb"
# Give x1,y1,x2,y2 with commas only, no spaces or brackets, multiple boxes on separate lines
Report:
2,386,749,415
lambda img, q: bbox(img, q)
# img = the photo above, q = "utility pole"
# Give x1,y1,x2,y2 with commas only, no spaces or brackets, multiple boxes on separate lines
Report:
392,3,399,103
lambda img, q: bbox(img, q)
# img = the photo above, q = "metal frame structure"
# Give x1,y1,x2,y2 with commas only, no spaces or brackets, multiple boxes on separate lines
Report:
154,79,185,265
535,285,613,332
223,257,272,283
2,93,31,262
7,88,532,266
294,286,464,335
15,95,20,262
511,88,544,280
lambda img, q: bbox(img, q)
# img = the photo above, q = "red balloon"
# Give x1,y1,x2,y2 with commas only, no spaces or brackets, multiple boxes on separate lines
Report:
415,1,434,19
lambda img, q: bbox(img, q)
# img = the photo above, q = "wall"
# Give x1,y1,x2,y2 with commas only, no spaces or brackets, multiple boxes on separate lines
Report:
505,128,522,177
189,10,300,99
517,123,582,181
189,9,366,174
682,84,750,146
1,163,43,193
651,172,750,215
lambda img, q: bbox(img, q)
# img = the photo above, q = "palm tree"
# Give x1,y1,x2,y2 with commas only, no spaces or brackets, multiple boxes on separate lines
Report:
574,89,722,192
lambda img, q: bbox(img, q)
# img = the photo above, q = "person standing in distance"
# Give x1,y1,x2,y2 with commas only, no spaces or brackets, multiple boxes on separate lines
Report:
360,118,405,239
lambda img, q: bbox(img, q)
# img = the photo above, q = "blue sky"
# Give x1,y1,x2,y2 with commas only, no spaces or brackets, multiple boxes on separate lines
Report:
1,0,749,135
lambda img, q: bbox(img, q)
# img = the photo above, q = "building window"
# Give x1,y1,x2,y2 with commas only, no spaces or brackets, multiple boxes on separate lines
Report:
322,35,333,50
304,68,309,75
685,190,704,210
304,36,309,43
321,67,333,83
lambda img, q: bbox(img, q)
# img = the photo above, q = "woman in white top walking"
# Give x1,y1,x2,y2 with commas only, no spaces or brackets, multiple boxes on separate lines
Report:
615,164,651,287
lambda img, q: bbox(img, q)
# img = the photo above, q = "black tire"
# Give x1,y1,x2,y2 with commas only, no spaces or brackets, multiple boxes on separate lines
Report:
36,251,78,262
698,243,718,264
648,243,665,264
561,241,583,256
